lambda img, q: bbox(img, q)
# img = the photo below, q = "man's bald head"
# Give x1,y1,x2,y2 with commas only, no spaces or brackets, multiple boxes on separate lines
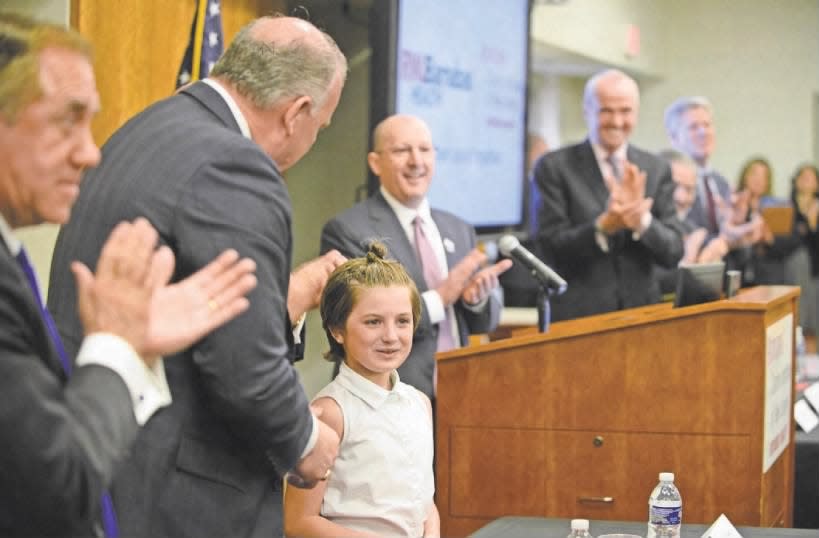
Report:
582,68,640,153
210,15,347,112
368,114,435,208
371,114,432,152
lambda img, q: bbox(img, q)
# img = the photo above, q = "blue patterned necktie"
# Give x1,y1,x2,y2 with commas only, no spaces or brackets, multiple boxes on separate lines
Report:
15,248,71,374
15,247,119,538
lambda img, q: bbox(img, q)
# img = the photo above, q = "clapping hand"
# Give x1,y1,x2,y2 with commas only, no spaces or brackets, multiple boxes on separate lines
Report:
72,218,258,366
461,258,513,305
599,161,650,234
682,228,708,264
436,248,486,306
287,250,347,324
142,248,257,357
697,236,729,263
617,161,647,203
727,190,750,226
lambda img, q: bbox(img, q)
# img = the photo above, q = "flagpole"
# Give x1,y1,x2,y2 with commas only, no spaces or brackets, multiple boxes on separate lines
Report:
191,0,208,81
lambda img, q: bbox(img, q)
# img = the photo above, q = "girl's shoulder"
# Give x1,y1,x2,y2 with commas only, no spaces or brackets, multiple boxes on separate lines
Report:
311,395,344,440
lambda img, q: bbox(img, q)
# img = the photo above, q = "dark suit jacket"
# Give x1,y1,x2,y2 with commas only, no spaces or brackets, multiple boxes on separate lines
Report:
685,169,732,237
47,82,312,538
533,140,684,321
0,241,137,537
320,191,501,398
655,218,699,296
685,169,753,274
738,200,802,286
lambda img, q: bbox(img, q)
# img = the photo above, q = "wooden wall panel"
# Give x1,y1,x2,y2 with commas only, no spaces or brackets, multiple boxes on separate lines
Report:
71,0,286,145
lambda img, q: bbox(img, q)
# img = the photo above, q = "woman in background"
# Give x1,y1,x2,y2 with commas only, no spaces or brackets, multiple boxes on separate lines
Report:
734,157,801,286
786,163,819,340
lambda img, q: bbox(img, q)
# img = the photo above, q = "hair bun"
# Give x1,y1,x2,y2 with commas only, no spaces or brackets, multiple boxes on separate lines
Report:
365,240,388,262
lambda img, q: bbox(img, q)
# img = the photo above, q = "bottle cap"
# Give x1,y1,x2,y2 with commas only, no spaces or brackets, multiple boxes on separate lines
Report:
570,519,590,530
659,471,675,482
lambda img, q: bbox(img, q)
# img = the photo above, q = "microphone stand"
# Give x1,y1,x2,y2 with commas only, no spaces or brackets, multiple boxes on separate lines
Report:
536,285,555,333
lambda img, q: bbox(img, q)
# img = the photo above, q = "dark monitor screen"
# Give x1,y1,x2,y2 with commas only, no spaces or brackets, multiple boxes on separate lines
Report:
369,0,531,234
673,262,726,308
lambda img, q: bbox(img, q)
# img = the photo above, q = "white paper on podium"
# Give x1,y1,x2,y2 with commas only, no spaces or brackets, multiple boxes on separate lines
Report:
795,399,819,432
804,382,819,411
763,314,793,472
700,514,744,538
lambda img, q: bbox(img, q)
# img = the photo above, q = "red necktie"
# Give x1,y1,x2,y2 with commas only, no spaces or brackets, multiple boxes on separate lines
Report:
413,216,455,352
703,173,719,233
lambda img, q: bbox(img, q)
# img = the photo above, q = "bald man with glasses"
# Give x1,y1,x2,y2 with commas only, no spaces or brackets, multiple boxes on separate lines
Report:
320,114,511,400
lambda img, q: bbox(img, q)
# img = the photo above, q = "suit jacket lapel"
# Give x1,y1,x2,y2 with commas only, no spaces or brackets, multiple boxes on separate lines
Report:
0,244,66,380
579,141,610,208
626,147,656,192
430,211,459,271
626,146,640,178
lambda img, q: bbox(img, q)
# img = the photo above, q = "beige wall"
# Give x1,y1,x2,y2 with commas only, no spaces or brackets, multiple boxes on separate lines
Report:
558,76,589,147
531,0,666,77
641,0,819,194
4,0,68,24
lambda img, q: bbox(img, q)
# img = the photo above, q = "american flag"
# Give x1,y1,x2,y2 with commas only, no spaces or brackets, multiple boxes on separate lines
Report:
176,0,223,88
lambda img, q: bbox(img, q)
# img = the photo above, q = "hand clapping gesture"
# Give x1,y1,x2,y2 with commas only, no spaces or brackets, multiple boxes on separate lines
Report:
598,161,652,234
72,218,258,366
434,248,512,307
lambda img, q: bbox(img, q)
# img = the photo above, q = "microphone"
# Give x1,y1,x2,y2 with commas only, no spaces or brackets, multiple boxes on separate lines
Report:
497,235,568,295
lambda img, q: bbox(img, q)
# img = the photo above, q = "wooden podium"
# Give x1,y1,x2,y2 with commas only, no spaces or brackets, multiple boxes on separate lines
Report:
435,286,799,538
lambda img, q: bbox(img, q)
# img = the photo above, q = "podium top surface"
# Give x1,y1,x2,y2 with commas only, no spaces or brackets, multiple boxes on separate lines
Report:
439,285,799,362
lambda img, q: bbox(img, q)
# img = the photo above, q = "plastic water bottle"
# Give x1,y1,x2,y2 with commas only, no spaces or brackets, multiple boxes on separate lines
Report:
796,326,806,356
567,518,594,538
647,472,682,538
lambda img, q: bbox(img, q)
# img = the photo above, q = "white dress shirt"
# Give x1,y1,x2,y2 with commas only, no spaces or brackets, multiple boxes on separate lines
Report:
317,362,434,537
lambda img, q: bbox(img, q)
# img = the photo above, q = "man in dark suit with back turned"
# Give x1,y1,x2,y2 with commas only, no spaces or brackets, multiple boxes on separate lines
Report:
49,15,347,538
532,69,684,321
0,12,256,537
321,114,512,399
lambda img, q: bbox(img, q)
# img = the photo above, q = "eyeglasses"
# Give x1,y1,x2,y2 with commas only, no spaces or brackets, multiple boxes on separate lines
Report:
377,145,435,158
